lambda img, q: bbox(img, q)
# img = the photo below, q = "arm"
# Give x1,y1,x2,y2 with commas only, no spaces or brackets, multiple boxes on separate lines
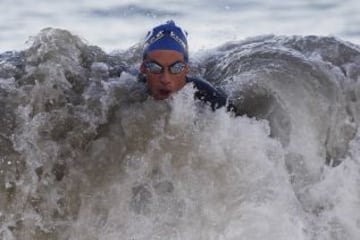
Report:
186,77,236,112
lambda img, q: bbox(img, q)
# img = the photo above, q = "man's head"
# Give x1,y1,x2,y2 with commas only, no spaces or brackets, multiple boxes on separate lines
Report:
140,20,189,100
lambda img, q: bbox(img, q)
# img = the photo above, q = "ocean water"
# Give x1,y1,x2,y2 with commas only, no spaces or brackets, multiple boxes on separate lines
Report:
1,1,360,240
1,0,360,52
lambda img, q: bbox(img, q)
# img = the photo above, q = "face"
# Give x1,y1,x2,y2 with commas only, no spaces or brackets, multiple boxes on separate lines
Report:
141,50,189,100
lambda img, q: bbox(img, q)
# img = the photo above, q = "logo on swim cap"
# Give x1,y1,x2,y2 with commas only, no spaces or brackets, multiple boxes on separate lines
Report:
143,20,189,62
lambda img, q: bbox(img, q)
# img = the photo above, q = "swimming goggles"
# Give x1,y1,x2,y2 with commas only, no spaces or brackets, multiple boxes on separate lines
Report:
145,61,186,74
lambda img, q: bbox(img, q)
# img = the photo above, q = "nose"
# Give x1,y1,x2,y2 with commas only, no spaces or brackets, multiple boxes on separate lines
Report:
160,69,171,85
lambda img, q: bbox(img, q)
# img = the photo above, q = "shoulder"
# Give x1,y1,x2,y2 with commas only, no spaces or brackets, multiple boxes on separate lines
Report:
186,76,227,110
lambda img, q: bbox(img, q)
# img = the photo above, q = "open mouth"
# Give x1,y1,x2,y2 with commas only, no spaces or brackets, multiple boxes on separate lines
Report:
159,89,171,98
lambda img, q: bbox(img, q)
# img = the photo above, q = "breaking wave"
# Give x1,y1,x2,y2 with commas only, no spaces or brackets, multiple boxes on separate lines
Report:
0,28,360,240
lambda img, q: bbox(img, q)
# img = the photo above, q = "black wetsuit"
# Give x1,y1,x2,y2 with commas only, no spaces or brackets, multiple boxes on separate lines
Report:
186,77,228,110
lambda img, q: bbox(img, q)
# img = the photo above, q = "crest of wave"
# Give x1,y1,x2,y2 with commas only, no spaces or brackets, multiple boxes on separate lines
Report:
69,84,305,240
1,28,360,240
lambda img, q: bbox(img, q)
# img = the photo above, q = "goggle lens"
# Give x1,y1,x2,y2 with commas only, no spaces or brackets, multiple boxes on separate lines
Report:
145,61,186,74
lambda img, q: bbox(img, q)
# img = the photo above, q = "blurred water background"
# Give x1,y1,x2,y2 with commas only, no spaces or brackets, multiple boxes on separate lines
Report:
1,0,360,52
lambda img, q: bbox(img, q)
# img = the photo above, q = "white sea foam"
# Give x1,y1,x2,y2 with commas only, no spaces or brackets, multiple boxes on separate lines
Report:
0,28,359,240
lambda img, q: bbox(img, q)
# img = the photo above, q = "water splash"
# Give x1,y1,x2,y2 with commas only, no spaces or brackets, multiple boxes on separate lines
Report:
0,28,360,240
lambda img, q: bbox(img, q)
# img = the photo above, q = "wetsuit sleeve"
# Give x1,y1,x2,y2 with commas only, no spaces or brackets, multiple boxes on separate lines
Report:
186,77,233,111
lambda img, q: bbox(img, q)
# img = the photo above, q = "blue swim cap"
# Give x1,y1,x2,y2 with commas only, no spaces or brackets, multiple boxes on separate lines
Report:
143,20,189,62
